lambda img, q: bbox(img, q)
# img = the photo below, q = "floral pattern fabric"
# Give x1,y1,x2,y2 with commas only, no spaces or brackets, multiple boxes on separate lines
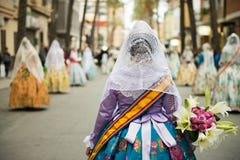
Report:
213,64,240,111
44,65,70,93
9,65,50,109
94,122,196,160
192,65,216,95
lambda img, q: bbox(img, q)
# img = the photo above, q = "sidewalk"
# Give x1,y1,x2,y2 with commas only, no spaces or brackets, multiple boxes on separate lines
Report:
0,77,11,90
0,70,12,90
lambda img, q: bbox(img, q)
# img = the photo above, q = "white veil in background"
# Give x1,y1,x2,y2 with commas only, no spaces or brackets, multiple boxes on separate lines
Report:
11,37,44,82
45,40,65,71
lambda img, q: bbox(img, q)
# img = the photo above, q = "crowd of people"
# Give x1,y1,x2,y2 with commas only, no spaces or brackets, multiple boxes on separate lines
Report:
7,37,116,109
166,33,240,112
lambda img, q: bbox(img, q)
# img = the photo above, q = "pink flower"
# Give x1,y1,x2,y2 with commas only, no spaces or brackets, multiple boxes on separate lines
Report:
170,145,183,159
199,124,208,132
190,106,217,133
191,124,199,131
151,141,158,148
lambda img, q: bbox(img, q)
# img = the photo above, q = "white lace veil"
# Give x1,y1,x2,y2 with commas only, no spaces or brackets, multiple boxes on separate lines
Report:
220,33,240,65
45,40,65,70
102,21,181,104
11,37,44,83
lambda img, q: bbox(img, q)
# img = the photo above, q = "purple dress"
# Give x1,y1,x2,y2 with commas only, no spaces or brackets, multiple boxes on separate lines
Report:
87,90,196,160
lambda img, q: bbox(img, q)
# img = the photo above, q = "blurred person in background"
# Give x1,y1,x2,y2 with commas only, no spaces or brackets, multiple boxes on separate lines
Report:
192,43,217,95
3,47,11,78
9,37,49,109
100,46,109,74
176,46,197,86
44,40,70,93
69,47,87,86
82,46,98,80
212,33,240,112
166,46,180,80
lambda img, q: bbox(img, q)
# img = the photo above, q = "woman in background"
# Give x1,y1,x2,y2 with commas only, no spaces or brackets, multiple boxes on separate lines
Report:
212,33,240,112
9,37,49,109
69,47,87,86
192,43,217,95
44,40,70,93
82,46,98,80
176,46,197,86
166,46,180,80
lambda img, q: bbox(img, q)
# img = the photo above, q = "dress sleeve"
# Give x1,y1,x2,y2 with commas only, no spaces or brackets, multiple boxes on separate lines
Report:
161,94,179,121
89,90,118,146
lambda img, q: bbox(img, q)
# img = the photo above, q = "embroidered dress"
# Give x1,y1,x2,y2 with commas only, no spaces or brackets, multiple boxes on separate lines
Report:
69,49,87,86
90,90,196,160
212,33,240,112
9,65,50,108
44,40,70,92
84,21,195,160
9,37,49,109
192,43,217,95
176,48,197,86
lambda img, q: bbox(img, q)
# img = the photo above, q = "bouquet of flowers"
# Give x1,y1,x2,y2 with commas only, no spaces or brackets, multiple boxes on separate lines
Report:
173,88,238,152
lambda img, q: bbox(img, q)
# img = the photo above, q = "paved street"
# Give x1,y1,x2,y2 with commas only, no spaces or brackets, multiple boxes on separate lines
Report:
0,74,239,160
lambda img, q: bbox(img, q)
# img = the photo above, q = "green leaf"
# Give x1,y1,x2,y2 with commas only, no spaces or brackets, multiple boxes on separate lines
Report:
187,130,199,142
214,114,221,121
184,99,190,108
205,87,210,107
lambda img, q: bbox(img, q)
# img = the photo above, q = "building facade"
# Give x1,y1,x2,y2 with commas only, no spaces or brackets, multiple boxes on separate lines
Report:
0,0,51,55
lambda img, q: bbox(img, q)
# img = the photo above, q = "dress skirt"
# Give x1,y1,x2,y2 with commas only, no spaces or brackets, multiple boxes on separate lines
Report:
9,65,50,109
176,63,197,86
192,66,216,95
212,65,240,111
69,62,87,86
44,66,70,93
94,121,196,160
87,64,98,80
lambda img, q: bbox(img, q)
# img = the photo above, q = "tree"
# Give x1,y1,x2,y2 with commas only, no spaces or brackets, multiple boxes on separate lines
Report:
108,0,123,47
79,0,88,51
90,0,100,51
133,0,157,27
17,0,27,49
187,0,197,51
209,0,220,53
155,0,160,37
49,0,58,44
180,0,185,53
65,0,74,49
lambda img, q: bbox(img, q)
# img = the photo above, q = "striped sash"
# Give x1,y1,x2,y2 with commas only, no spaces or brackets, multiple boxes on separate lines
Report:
88,75,172,160
216,46,240,78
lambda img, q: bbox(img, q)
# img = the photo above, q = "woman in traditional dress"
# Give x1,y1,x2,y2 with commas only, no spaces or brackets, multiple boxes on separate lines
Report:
101,47,109,74
176,47,197,86
9,37,50,109
82,46,98,80
44,40,70,93
84,21,196,160
192,43,217,95
212,33,240,112
69,47,87,86
166,46,180,80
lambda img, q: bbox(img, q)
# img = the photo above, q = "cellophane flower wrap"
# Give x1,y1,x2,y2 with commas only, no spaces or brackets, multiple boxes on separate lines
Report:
173,88,238,152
